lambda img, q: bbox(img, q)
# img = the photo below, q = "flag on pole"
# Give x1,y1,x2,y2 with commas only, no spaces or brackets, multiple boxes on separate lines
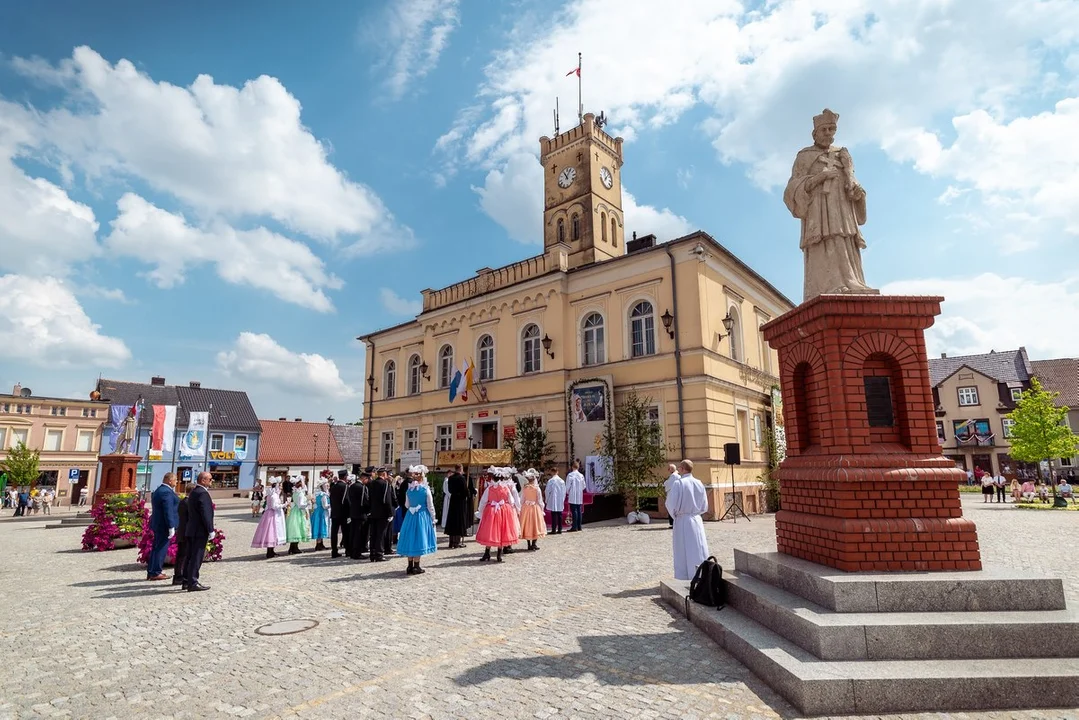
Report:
105,404,128,454
161,405,177,453
151,405,178,455
460,359,475,402
565,66,580,77
180,411,209,459
448,365,464,403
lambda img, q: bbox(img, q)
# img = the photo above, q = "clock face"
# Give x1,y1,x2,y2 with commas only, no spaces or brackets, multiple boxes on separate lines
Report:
600,166,613,189
558,166,576,188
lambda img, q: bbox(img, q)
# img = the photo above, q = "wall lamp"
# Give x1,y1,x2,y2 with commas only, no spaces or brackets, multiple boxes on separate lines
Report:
542,334,555,359
418,361,431,381
661,309,675,339
716,312,736,343
366,375,378,394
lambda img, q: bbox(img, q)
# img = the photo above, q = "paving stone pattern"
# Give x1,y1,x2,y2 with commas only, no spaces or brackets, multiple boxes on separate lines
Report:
0,497,1076,719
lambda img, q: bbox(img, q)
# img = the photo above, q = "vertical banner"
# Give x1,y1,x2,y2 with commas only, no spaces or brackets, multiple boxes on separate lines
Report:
105,404,128,454
180,411,209,459
151,405,166,452
161,405,177,453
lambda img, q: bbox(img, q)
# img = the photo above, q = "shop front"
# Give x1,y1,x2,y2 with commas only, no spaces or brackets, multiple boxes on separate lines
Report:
208,450,242,489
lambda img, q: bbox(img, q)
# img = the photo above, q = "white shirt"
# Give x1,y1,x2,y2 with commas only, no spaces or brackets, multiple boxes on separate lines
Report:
566,470,585,505
545,475,566,510
664,471,679,493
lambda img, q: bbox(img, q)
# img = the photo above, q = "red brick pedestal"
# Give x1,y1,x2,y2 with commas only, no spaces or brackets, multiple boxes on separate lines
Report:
97,454,139,496
761,295,981,572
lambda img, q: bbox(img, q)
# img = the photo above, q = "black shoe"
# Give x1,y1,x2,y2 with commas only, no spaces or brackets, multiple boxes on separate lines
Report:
414,567,425,574
330,552,341,558
496,556,504,563
187,583,210,592
503,547,515,554
480,551,491,562
181,583,189,591
171,577,184,586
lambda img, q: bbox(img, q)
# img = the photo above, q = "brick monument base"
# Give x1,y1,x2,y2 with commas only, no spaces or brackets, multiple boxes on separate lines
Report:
761,294,981,572
97,453,140,496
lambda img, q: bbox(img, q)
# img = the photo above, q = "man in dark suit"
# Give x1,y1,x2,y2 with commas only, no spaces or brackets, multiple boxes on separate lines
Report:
329,469,349,558
345,471,370,560
148,473,180,580
171,478,190,586
367,468,396,562
184,472,215,592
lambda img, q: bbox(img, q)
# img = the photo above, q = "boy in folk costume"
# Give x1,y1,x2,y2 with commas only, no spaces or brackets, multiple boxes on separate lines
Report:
251,477,287,558
285,477,312,555
544,468,566,534
518,468,546,551
310,480,331,551
476,467,520,563
397,465,437,575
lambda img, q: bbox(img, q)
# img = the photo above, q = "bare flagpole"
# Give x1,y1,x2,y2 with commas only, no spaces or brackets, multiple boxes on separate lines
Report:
577,52,583,124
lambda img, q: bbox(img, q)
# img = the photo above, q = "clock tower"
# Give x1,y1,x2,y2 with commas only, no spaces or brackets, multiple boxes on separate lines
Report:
539,113,625,269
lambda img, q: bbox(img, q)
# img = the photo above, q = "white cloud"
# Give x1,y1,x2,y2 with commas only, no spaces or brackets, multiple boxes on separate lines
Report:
16,46,410,250
881,274,1079,360
0,274,130,367
217,332,357,400
623,190,693,244
368,0,460,100
379,288,422,316
105,193,342,312
440,0,1079,242
78,285,132,303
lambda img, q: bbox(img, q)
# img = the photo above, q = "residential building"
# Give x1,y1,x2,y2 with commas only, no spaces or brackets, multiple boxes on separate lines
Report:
94,377,261,496
258,419,345,483
1031,357,1079,476
330,423,364,474
357,113,792,518
0,384,108,505
928,348,1035,478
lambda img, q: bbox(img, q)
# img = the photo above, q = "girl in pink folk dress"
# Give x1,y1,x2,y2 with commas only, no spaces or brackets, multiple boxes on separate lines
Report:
475,466,520,563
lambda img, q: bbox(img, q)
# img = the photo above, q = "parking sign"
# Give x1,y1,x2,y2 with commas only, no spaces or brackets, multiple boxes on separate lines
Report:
68,468,80,482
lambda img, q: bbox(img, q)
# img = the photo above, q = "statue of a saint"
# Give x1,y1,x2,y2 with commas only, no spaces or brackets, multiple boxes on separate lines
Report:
115,412,137,454
784,109,876,301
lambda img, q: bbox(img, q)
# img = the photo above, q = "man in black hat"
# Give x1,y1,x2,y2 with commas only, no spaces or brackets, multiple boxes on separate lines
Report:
367,468,396,562
345,470,371,560
329,469,349,558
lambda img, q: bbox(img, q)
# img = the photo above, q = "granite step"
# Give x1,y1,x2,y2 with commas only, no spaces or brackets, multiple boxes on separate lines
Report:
661,579,1079,716
734,549,1067,612
725,570,1079,660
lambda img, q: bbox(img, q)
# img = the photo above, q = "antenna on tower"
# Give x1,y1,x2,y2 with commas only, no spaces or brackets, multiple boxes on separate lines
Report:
554,97,560,136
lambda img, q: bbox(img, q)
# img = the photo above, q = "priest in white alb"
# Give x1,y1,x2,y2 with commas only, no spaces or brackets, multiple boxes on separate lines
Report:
665,459,710,581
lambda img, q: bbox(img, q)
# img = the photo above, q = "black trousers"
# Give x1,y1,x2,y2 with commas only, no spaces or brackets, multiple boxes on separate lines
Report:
550,511,563,533
172,538,189,581
348,520,369,557
331,516,347,554
184,534,208,586
996,486,1006,502
369,518,389,558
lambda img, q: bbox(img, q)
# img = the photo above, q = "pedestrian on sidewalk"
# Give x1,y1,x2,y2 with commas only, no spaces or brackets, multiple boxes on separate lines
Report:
666,459,710,581
544,468,565,535
147,473,179,581
184,472,215,592
566,461,585,532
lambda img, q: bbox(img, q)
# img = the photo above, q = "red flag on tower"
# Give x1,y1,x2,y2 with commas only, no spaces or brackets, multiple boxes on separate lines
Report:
565,66,579,77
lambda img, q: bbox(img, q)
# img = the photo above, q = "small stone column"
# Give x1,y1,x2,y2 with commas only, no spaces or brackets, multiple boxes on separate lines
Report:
761,294,981,572
97,454,140,496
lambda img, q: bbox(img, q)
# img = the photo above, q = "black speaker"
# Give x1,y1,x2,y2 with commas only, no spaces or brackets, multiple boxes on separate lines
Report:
724,442,741,465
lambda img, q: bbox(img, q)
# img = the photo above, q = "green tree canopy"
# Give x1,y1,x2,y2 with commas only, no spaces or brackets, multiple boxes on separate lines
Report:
509,416,556,471
0,441,41,489
1006,378,1079,482
599,391,669,511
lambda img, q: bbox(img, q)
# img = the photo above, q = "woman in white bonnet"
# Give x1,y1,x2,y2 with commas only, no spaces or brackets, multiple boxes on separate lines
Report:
251,477,287,558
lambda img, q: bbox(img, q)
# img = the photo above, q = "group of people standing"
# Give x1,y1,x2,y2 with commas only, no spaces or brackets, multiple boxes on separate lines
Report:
146,471,216,592
6,487,55,515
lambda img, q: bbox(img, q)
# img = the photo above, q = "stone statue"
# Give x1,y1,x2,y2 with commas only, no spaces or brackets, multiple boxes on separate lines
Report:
784,109,876,301
114,412,137,454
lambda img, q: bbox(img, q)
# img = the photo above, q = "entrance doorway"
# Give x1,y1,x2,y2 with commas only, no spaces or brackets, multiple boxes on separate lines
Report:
473,422,499,449
71,470,89,506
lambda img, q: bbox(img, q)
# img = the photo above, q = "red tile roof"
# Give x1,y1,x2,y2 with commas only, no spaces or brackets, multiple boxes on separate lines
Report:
258,419,344,465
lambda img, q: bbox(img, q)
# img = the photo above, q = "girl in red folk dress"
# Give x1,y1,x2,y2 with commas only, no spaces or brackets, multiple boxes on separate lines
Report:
476,466,520,563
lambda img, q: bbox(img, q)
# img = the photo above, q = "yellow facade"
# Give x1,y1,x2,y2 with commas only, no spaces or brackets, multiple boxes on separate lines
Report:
358,115,793,518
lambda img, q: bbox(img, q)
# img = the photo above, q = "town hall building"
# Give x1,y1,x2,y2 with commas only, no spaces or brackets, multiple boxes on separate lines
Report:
358,113,793,518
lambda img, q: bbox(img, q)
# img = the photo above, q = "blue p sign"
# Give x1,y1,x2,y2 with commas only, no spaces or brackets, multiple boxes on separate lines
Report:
68,468,80,481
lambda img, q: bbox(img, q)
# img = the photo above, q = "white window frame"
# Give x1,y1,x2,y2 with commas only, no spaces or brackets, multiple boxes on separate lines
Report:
478,335,496,381
233,434,248,455
582,312,605,367
521,324,541,374
1010,387,1023,402
407,354,422,395
1002,418,1016,439
936,420,947,443
43,428,63,451
757,314,772,374
957,386,980,406
380,431,395,466
76,429,95,452
210,433,224,452
736,408,751,461
404,428,419,452
384,359,397,399
0,428,5,447
1061,457,1074,467
727,305,744,363
753,414,763,447
436,424,453,452
438,345,454,388
9,427,28,448
629,300,656,358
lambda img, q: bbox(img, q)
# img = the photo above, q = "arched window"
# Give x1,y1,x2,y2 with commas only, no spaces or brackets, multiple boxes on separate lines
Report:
557,218,565,244
611,217,618,247
438,345,454,388
630,301,656,358
572,214,580,240
582,313,605,366
478,335,494,381
601,212,608,243
522,324,541,374
407,355,422,395
383,360,396,399
727,307,743,362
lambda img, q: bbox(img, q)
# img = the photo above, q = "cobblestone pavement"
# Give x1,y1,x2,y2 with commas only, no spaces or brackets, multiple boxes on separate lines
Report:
1,496,1077,720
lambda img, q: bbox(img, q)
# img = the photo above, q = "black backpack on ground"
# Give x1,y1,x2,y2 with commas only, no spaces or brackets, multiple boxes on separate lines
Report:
689,556,726,609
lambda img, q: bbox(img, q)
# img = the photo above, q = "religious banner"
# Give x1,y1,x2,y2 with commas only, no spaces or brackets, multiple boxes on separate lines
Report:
583,454,613,493
180,411,209,459
566,377,613,467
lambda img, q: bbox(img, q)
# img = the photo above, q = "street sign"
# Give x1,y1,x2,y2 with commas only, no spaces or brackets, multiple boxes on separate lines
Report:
182,469,192,479
68,468,80,482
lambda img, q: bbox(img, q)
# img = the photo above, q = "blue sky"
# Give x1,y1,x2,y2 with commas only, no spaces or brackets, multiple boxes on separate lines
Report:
0,0,1076,420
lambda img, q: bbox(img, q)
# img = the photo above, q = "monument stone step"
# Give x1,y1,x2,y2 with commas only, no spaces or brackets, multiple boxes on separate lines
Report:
725,570,1079,660
661,579,1079,716
734,549,1067,612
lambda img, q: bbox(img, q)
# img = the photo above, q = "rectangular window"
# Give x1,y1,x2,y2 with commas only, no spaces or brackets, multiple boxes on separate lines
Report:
1010,388,1023,402
736,409,751,461
936,420,946,444
381,431,394,466
9,428,28,447
76,430,95,452
404,428,418,451
210,434,224,452
957,386,979,406
436,425,453,452
44,429,63,451
1,403,8,412
50,406,66,417
1061,457,1073,466
1002,418,1015,438
0,428,5,447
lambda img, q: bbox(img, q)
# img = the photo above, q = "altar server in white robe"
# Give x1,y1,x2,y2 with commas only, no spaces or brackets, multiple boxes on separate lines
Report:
665,459,710,581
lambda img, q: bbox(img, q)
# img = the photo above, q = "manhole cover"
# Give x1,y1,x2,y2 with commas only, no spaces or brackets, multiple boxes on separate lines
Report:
255,619,319,636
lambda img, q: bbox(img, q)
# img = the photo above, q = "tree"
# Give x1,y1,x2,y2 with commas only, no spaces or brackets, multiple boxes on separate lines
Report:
1006,378,1079,491
509,416,555,471
758,426,782,512
0,441,41,489
599,391,669,512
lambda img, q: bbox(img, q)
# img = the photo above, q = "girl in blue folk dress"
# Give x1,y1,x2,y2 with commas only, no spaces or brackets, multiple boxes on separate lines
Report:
310,480,330,551
396,465,437,575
